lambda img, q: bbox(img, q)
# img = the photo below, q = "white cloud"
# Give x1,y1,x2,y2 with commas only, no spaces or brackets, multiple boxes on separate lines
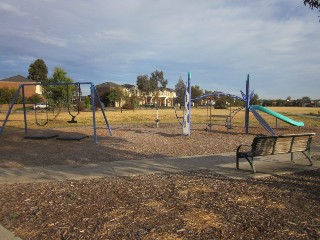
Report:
5,28,67,48
0,2,28,16
95,29,135,41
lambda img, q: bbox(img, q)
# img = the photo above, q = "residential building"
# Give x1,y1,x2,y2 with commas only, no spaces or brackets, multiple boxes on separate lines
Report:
0,75,41,98
96,82,176,107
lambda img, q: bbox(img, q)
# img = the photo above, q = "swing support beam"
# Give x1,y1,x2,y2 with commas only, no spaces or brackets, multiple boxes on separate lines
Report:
0,82,112,143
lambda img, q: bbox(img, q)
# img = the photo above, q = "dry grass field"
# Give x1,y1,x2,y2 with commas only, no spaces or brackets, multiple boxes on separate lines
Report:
0,105,320,239
1,105,320,129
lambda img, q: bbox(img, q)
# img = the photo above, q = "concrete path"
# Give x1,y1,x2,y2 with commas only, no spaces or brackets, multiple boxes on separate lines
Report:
1,151,319,184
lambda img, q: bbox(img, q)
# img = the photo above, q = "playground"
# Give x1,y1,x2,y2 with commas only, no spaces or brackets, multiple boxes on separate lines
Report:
1,106,319,168
1,86,320,239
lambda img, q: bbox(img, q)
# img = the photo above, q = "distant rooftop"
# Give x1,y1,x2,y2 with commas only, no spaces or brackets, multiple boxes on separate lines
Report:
96,82,122,88
0,75,35,82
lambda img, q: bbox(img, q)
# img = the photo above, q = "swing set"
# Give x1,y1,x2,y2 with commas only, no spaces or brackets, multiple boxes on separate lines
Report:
33,83,81,126
0,82,112,143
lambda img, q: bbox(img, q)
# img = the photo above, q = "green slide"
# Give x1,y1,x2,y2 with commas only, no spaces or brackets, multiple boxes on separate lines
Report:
250,105,304,127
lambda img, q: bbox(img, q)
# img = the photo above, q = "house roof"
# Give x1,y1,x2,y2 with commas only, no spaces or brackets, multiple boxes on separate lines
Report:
0,75,35,83
96,82,123,88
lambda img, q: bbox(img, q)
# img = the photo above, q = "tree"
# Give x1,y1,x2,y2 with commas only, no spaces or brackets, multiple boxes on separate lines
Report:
45,67,74,118
136,74,149,93
28,59,48,83
214,97,228,109
27,93,44,104
150,70,168,91
304,0,320,9
122,84,135,89
49,67,73,84
250,94,259,105
123,93,139,110
0,87,19,105
191,85,203,107
191,85,203,100
107,86,123,107
175,76,186,104
84,96,91,109
302,96,311,100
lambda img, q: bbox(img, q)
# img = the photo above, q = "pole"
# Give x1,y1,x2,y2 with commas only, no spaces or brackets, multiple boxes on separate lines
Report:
210,100,212,132
0,85,22,135
156,107,159,128
91,84,97,143
245,74,250,134
188,72,192,136
187,72,192,136
93,86,112,137
182,72,192,136
22,84,28,134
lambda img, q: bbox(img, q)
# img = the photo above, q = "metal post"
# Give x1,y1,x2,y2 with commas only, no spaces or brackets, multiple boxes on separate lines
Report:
93,85,112,137
91,84,97,143
209,99,212,132
156,107,159,128
187,72,192,136
0,85,22,135
182,72,191,136
22,84,28,134
245,74,250,134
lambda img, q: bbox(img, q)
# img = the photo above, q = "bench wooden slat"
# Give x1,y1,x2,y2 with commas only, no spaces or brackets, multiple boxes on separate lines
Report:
274,138,292,154
291,136,310,152
253,138,274,156
236,133,315,173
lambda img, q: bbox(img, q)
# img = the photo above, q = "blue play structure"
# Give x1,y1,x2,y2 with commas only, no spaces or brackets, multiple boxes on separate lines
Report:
181,73,304,136
0,82,112,143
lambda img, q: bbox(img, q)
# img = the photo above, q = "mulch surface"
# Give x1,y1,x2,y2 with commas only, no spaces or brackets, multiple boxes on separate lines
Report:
0,170,319,239
0,124,319,239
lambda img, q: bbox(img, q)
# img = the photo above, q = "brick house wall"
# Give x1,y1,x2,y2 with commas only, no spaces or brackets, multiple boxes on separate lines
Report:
0,75,39,98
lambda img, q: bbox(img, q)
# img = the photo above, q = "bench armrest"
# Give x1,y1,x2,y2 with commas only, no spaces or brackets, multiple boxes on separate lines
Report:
236,144,251,154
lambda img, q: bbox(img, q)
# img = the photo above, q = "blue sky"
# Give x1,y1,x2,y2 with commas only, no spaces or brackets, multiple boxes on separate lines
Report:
0,0,319,99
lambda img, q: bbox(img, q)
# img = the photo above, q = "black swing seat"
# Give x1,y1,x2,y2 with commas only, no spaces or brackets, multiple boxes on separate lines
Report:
24,132,59,140
67,116,77,123
56,134,89,141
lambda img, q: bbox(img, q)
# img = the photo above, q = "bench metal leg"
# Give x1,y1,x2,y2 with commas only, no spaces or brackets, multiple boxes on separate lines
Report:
292,151,312,166
302,151,313,166
236,156,240,170
245,156,256,173
290,152,295,163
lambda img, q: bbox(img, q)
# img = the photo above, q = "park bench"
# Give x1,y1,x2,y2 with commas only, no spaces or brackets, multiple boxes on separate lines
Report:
236,133,315,173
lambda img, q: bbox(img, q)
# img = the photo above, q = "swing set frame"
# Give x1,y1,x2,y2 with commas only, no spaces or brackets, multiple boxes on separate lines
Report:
0,82,112,143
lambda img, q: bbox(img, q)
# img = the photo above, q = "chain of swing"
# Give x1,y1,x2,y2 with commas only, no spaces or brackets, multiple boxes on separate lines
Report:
34,83,82,126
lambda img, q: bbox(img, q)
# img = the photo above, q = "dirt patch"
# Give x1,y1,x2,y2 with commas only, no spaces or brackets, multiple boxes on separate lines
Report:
0,170,319,239
1,123,319,167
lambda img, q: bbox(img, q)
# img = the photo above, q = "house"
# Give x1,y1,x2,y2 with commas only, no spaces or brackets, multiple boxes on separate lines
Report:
143,88,176,107
96,81,177,108
0,75,41,98
95,82,128,107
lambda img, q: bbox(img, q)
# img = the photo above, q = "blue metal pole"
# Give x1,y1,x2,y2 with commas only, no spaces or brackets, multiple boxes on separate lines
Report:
93,85,112,136
91,84,97,143
0,85,22,135
245,74,250,134
22,84,28,134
